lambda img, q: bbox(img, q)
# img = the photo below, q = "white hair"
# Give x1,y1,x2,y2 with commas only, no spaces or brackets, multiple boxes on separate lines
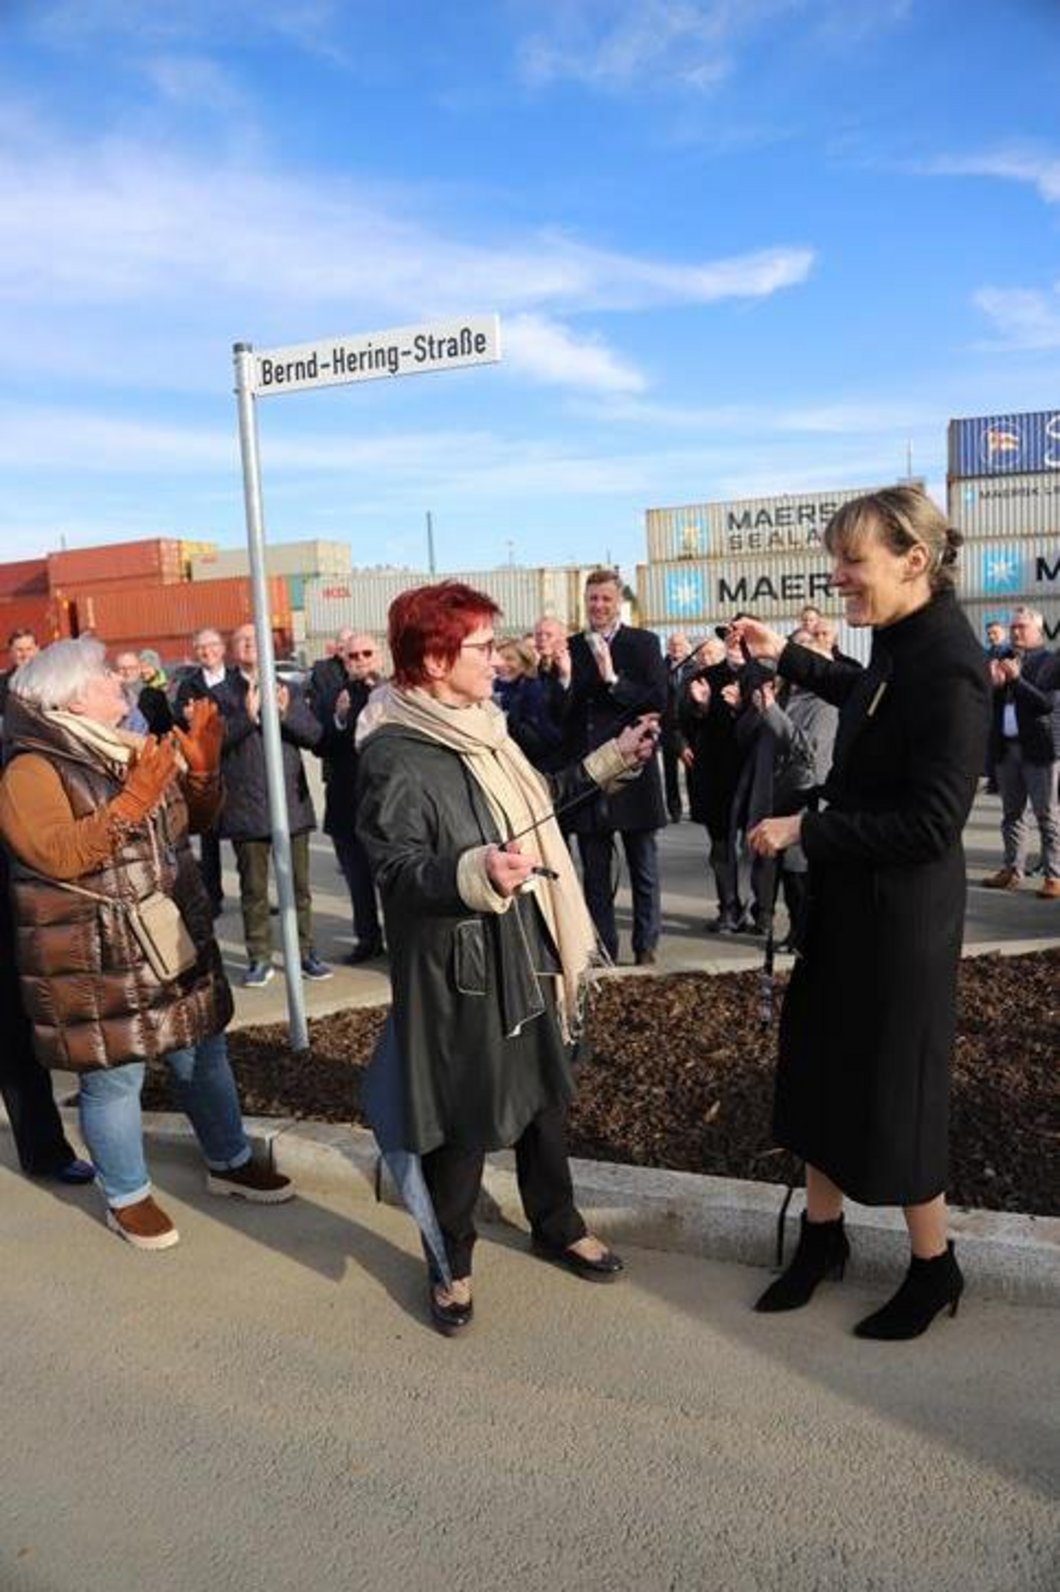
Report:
11,636,110,710
1012,605,1044,630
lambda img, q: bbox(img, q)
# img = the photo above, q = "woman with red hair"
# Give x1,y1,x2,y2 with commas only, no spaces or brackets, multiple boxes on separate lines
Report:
357,582,658,1335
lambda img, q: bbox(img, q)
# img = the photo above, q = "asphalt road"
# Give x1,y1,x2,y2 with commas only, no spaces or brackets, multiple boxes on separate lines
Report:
2,1138,1057,1592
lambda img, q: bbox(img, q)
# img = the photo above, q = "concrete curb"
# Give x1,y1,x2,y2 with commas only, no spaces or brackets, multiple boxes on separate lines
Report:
35,1105,1053,1307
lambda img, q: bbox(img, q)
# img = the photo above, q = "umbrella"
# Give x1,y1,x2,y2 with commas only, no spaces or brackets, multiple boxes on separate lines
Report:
361,1016,452,1290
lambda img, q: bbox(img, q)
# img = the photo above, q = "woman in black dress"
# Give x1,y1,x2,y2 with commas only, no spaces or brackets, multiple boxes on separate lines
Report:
733,487,990,1340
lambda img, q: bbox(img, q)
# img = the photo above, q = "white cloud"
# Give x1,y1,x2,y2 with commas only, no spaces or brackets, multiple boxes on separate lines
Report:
504,314,647,393
920,149,1060,206
973,283,1060,351
516,0,913,95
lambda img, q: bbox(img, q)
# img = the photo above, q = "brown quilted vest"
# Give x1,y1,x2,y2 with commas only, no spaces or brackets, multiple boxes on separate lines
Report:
5,703,233,1071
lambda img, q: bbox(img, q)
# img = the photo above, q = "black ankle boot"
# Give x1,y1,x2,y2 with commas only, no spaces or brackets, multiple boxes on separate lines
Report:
854,1241,963,1340
754,1213,850,1313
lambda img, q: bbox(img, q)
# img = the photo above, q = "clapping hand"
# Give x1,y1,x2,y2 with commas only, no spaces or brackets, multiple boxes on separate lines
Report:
111,735,179,824
173,697,223,775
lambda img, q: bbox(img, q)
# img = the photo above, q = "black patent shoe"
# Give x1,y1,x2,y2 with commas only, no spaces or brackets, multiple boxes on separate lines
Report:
429,1282,474,1336
531,1237,624,1281
854,1241,963,1341
754,1212,849,1312
344,938,384,965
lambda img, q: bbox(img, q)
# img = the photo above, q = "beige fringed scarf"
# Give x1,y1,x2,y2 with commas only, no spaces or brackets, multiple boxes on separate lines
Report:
43,711,145,771
360,683,601,1038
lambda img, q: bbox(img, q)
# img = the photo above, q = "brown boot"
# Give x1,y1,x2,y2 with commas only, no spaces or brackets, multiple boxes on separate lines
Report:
206,1160,294,1203
1037,878,1060,900
981,866,1021,890
106,1195,180,1251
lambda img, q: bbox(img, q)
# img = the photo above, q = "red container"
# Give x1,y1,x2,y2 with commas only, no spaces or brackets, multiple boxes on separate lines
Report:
0,557,49,599
73,575,293,646
48,538,191,590
0,594,64,646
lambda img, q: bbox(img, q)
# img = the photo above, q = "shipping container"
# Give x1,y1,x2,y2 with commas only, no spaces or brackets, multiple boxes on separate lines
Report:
645,484,898,563
637,554,838,625
0,594,64,646
948,409,1060,480
948,473,1060,539
73,574,292,645
304,564,584,640
48,537,215,589
954,538,1060,603
0,557,49,598
190,539,352,582
960,597,1060,646
305,569,430,638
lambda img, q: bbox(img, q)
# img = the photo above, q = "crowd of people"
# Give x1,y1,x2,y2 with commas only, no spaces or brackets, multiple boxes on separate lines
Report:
0,485,1057,1340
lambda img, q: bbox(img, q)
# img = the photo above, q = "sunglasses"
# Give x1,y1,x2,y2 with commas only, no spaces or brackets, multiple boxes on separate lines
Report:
346,649,376,659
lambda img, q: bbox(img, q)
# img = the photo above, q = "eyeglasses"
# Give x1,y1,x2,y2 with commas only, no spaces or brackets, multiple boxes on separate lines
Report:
461,638,497,655
346,650,376,659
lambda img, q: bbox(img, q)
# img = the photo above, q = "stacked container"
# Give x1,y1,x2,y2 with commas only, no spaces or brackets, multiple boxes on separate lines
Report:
947,411,1060,643
638,485,901,663
303,564,589,659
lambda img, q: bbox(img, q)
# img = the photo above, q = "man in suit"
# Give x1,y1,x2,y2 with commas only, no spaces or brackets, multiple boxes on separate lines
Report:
662,631,692,822
564,569,667,964
174,627,239,915
982,605,1060,900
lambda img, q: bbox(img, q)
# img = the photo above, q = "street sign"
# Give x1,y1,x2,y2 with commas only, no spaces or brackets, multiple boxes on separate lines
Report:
251,314,501,397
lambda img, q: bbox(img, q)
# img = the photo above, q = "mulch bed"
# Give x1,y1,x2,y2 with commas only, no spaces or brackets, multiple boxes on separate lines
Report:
144,949,1060,1217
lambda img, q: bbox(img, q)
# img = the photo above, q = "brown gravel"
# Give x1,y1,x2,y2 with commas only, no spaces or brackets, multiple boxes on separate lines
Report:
144,949,1060,1216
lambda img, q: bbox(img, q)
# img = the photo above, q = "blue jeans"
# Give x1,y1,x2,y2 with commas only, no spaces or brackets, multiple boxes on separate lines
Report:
577,828,661,960
78,1032,250,1208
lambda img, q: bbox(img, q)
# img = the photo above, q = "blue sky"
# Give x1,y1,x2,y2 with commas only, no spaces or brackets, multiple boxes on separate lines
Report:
2,0,1059,577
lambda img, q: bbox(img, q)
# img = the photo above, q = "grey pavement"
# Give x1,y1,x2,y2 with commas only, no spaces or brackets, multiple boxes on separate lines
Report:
3,779,1058,1590
1,1135,1058,1592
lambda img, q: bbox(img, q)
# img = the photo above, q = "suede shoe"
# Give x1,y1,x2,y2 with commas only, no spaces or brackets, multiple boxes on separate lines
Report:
981,866,1021,890
243,961,275,988
634,948,657,966
106,1195,180,1251
1037,878,1060,900
300,952,333,981
206,1161,294,1203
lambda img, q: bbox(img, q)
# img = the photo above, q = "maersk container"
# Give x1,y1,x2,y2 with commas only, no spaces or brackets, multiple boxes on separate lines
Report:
637,554,837,625
961,597,1060,646
948,410,1060,480
74,574,292,645
0,557,49,599
948,474,1060,539
190,539,352,582
645,484,897,563
955,538,1060,603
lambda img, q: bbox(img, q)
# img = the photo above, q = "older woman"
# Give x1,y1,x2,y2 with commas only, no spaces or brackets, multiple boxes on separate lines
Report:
734,487,990,1339
356,582,657,1335
492,636,564,772
0,638,292,1250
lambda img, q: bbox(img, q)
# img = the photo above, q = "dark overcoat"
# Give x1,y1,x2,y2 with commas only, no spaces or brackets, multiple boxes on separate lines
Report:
774,590,990,1204
356,726,602,1155
563,624,667,833
679,662,748,837
209,672,321,840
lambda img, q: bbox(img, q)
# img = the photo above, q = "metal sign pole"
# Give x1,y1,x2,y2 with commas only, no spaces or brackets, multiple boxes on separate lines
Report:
232,342,309,1053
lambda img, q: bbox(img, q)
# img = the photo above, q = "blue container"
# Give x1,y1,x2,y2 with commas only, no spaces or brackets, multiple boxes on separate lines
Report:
949,410,1060,478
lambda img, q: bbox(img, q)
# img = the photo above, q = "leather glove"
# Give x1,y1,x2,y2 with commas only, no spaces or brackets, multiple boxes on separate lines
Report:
173,697,224,775
110,736,179,824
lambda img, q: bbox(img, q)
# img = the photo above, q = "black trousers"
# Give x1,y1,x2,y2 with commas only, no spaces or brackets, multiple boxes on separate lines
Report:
197,828,223,911
0,854,76,1175
420,1103,586,1280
